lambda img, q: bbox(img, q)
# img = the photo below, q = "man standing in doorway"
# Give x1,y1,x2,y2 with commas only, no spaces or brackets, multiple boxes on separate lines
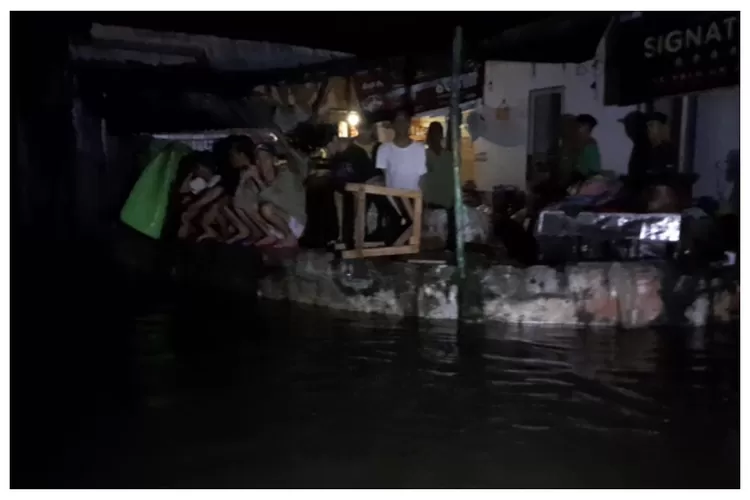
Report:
376,107,427,244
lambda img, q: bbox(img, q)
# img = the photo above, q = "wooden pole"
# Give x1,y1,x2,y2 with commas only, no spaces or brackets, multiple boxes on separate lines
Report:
450,26,467,288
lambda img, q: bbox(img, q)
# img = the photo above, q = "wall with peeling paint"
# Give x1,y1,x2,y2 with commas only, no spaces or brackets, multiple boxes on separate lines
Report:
258,251,738,329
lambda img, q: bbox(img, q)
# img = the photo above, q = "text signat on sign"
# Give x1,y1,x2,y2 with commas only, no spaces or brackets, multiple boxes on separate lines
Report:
605,13,739,105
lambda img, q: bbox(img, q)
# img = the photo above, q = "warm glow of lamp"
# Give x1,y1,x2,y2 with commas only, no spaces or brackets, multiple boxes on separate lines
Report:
338,121,349,138
346,111,361,127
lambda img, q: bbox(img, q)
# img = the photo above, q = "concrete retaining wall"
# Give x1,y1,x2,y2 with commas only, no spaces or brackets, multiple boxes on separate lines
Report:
258,251,738,328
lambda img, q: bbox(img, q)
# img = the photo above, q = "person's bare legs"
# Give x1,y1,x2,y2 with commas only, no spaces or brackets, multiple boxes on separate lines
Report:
223,206,252,244
235,207,277,246
180,187,224,241
196,202,224,242
259,203,297,248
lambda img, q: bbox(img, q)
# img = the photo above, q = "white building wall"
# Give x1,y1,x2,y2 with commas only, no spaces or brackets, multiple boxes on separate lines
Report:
692,86,740,200
474,39,638,191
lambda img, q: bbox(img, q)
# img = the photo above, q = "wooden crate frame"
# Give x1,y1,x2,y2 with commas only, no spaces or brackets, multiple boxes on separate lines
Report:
340,183,423,259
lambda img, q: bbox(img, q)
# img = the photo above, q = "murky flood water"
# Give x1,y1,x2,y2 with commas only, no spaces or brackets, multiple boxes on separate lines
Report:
12,278,740,488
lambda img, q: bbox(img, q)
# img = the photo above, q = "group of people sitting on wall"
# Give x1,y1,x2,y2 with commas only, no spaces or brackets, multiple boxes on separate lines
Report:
163,106,459,255
164,131,309,251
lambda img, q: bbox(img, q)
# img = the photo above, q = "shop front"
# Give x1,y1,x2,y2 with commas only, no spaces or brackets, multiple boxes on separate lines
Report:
604,12,740,205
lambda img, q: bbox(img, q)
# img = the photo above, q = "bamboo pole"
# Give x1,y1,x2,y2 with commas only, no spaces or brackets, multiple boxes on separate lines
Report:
450,26,467,289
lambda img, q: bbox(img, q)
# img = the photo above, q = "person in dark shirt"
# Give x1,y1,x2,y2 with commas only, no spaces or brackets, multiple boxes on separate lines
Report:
331,121,381,187
640,112,682,212
297,124,341,249
330,118,385,247
646,112,678,176
619,110,651,180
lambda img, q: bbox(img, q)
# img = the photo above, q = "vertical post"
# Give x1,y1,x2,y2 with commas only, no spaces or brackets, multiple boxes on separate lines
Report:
451,26,467,285
411,194,423,249
678,95,697,175
354,186,366,258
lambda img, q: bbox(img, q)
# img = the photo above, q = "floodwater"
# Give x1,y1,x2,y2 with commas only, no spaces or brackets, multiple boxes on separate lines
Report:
11,268,740,488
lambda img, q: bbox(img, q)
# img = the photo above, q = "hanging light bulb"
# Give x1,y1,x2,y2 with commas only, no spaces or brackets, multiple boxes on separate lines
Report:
346,111,361,127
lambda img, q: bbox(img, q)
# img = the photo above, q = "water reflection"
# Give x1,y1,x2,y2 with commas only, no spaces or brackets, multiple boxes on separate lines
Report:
50,299,743,487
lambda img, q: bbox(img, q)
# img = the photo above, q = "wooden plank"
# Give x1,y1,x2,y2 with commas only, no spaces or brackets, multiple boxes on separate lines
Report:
344,183,421,199
407,259,448,265
334,241,384,250
354,186,367,257
398,195,414,220
392,225,413,247
410,196,423,248
336,183,423,260
341,245,418,259
386,195,401,215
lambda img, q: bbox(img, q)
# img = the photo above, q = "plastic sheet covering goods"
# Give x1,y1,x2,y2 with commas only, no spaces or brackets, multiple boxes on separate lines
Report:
120,143,190,239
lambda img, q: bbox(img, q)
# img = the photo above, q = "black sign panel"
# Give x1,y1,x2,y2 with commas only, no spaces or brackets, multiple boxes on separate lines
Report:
605,12,739,105
411,62,482,115
352,58,482,122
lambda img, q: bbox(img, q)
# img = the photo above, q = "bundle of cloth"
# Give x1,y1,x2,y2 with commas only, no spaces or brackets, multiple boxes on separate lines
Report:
545,172,625,217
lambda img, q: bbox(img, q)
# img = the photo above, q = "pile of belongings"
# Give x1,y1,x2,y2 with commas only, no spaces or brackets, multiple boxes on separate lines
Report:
546,173,625,217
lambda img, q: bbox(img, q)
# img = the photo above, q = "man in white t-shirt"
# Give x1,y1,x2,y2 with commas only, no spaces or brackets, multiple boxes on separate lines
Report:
376,108,427,190
375,108,427,244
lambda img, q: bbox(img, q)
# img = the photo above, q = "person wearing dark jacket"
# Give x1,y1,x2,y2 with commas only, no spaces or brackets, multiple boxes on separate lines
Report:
330,118,386,247
641,112,681,212
620,111,652,181
645,112,678,175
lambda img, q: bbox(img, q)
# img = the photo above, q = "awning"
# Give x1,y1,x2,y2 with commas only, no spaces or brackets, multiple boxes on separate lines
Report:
58,11,610,64
72,11,554,58
604,12,739,105
18,11,615,133
476,13,611,63
76,58,483,131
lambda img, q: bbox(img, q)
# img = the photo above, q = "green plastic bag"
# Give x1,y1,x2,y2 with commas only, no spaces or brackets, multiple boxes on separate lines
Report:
120,143,191,239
